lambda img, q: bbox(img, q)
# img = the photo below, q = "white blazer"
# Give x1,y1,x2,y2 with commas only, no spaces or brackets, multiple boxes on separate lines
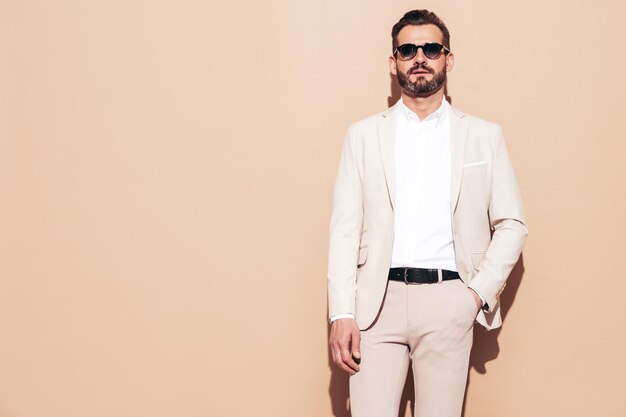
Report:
327,101,528,331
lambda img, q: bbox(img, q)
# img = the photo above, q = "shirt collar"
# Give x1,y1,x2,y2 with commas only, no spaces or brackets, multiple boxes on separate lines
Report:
398,95,449,128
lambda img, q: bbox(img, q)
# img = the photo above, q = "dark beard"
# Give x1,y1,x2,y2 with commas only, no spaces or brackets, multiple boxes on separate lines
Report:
396,65,446,98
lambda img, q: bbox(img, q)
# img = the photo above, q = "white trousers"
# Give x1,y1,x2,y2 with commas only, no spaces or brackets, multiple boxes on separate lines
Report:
349,278,477,417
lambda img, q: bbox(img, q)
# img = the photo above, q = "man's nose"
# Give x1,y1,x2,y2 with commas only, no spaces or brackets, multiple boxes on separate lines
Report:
413,47,427,64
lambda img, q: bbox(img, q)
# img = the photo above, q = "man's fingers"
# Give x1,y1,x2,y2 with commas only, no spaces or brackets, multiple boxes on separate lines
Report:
340,345,360,373
333,347,355,374
351,329,361,360
329,318,361,375
331,340,360,374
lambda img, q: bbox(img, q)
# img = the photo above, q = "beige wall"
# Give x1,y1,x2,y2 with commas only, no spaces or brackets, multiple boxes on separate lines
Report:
2,1,625,416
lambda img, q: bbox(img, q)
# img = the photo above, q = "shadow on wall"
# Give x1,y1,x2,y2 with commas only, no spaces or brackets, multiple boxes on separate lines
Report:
459,254,526,417
388,75,402,107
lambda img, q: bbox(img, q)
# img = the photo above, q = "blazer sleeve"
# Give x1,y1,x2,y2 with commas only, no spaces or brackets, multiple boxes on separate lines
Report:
327,126,363,319
467,125,528,311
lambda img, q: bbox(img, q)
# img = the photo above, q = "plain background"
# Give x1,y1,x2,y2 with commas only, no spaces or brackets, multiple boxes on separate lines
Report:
2,1,626,416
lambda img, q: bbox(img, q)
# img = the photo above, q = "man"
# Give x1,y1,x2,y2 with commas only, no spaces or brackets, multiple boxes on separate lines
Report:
327,9,528,417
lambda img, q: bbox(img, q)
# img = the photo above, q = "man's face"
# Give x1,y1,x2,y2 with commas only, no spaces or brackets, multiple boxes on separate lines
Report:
389,24,454,98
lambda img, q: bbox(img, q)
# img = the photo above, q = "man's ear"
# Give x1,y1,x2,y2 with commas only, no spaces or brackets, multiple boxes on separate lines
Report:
445,51,455,72
389,55,397,75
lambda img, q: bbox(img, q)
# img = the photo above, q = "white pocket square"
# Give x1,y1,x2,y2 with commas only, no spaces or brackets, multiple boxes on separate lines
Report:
463,161,487,168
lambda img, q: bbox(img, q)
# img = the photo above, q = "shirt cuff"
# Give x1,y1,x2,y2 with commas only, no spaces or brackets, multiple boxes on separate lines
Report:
330,313,355,323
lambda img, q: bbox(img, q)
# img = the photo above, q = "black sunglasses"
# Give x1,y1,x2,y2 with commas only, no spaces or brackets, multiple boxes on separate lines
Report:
393,42,450,61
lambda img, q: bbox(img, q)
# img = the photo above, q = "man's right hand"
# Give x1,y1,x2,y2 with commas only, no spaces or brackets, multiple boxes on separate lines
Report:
329,318,361,375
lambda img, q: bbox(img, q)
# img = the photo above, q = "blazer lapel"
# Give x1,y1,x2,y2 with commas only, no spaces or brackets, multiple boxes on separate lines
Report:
378,101,401,210
449,105,469,213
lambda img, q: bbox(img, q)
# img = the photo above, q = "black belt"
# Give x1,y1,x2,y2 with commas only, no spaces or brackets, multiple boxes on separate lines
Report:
388,267,460,284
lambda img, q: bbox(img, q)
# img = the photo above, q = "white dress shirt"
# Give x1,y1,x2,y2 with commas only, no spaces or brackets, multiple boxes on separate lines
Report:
391,95,455,270
330,96,485,323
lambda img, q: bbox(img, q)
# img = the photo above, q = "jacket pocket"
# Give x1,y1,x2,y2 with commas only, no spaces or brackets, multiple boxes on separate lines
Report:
462,163,487,176
463,160,487,168
357,246,368,266
471,251,486,271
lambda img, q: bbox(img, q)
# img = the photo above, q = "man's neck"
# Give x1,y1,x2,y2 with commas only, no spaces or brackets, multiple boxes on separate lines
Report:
401,90,445,120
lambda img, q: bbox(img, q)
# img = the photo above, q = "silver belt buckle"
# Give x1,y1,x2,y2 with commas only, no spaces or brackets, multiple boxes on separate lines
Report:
403,268,409,284
437,268,443,283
